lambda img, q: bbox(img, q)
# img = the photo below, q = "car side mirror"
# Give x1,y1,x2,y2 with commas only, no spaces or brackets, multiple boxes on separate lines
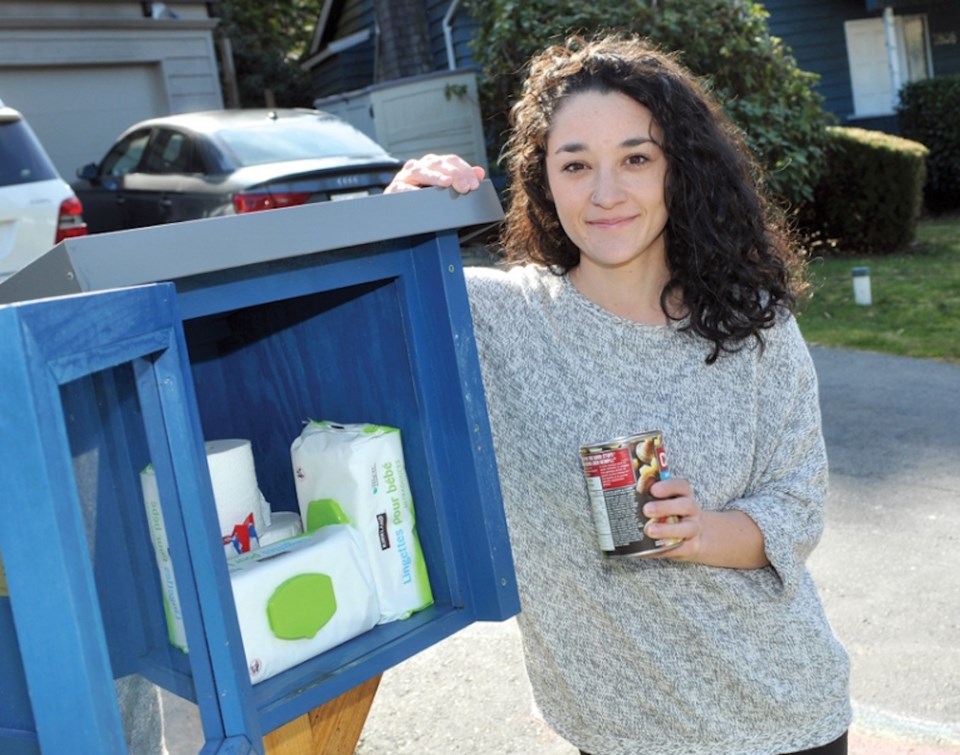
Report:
77,163,99,182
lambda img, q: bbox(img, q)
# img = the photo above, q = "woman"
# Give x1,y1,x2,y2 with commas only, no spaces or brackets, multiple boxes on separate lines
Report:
387,35,850,755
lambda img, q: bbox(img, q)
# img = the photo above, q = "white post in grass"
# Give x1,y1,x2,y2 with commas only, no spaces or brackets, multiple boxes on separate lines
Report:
852,266,873,306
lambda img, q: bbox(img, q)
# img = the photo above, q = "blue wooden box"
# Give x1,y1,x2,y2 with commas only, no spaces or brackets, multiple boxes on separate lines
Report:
0,184,519,752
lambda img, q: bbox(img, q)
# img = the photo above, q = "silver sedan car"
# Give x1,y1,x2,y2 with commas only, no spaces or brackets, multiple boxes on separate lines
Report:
73,108,402,234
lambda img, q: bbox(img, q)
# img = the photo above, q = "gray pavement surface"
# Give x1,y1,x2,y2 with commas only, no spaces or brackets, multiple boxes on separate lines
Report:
161,345,960,754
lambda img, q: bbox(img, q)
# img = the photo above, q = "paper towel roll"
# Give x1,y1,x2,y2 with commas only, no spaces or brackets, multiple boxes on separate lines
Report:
140,439,274,652
257,511,304,547
205,439,269,557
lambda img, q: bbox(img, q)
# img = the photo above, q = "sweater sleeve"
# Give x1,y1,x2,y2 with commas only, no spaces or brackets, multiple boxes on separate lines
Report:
722,315,829,596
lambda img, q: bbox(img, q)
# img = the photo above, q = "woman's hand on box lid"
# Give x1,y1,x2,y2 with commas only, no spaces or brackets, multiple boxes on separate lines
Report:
385,153,486,195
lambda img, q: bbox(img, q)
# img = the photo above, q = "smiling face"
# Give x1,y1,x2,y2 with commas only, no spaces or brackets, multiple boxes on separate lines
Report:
544,89,670,301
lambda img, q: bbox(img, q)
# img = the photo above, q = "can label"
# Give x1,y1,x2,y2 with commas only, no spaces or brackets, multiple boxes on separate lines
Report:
579,431,681,558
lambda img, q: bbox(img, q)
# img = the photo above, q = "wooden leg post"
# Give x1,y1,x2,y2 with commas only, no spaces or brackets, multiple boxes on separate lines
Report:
263,674,382,755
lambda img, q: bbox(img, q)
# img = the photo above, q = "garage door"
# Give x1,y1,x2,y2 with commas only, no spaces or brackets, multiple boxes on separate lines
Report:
0,65,166,180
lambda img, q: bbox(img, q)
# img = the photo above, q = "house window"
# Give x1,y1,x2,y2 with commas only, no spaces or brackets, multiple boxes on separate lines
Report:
845,13,931,117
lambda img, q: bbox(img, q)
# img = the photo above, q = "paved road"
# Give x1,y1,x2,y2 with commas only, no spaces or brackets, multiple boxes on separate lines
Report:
162,346,960,753
807,347,960,754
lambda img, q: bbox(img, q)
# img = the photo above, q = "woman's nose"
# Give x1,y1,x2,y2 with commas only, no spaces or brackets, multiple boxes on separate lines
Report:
590,171,626,207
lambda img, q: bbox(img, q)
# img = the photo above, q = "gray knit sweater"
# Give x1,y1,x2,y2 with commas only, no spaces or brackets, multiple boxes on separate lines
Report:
465,264,851,755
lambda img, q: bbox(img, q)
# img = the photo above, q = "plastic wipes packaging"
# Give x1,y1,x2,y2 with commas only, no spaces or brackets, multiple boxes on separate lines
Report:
290,421,434,623
140,464,189,652
229,525,380,684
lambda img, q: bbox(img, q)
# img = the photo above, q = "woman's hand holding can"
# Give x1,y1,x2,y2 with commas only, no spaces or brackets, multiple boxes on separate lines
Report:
642,477,703,560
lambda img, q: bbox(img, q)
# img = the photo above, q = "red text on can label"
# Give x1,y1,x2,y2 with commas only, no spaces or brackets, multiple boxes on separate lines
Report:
579,431,681,559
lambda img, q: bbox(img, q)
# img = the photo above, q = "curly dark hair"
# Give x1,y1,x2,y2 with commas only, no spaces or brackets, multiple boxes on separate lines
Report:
499,34,807,364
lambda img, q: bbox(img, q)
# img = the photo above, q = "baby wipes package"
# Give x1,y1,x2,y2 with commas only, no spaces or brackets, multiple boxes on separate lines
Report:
229,525,380,684
140,464,189,652
290,421,434,623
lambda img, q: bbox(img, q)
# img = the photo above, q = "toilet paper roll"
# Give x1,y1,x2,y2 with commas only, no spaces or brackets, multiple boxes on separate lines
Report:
257,511,304,547
205,439,269,557
140,439,275,652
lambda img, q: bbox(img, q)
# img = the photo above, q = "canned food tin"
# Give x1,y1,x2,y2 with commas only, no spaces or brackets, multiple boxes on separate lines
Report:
579,431,681,558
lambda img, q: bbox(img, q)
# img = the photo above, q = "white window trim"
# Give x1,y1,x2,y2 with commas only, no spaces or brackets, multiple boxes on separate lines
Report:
845,9,933,118
301,27,373,71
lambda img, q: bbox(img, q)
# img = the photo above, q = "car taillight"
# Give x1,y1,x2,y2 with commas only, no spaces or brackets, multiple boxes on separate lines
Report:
233,191,312,214
55,196,88,243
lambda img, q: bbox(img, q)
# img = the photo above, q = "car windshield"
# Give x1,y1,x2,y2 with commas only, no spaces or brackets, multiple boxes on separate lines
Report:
0,117,59,187
216,119,391,167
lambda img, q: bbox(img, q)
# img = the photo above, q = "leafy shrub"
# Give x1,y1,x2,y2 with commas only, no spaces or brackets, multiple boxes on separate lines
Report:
469,0,832,208
898,75,960,214
219,0,315,107
801,127,928,255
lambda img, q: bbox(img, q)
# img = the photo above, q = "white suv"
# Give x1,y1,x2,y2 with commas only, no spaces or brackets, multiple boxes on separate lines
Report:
0,100,87,282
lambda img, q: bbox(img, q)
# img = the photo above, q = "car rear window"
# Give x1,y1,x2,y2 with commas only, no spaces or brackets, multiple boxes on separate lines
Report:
0,117,59,187
216,119,391,167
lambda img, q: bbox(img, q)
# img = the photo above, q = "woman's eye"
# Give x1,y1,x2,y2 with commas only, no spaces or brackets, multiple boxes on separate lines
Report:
561,161,587,173
626,154,649,166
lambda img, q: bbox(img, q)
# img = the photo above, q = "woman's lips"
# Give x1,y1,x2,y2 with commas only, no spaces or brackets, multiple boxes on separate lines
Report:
587,216,637,228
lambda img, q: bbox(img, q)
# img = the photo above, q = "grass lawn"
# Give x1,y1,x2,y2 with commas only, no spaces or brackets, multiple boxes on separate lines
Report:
796,213,960,364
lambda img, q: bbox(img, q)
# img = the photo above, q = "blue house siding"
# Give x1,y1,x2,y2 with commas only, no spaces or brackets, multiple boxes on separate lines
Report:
764,0,960,133
306,0,480,98
425,0,479,72
307,0,376,98
927,4,960,74
311,40,376,98
765,0,871,124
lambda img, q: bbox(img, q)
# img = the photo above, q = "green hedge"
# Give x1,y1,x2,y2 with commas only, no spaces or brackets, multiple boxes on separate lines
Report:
897,75,960,214
802,127,928,255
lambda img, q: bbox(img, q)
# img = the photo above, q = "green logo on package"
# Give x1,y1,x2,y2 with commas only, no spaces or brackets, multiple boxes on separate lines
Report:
266,573,337,640
306,498,350,532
